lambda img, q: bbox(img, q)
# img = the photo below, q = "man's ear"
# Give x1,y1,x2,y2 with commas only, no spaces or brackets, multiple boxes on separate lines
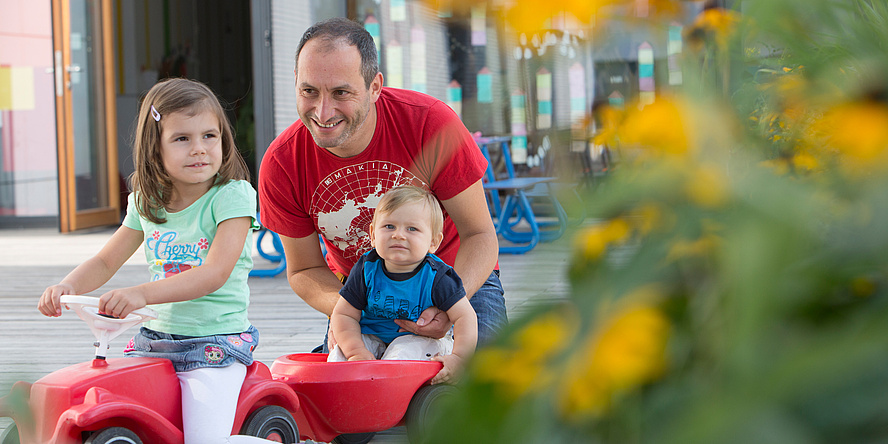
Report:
369,72,383,101
428,231,444,254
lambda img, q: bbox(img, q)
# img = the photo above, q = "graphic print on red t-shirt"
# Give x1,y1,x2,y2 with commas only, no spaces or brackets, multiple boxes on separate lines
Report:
310,160,426,267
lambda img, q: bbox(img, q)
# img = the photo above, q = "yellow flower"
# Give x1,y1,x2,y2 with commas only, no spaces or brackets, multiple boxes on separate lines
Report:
500,0,623,33
472,308,578,399
558,291,671,421
665,234,720,261
472,348,544,398
619,98,691,157
684,7,739,51
814,100,888,173
630,203,672,235
685,164,729,208
792,152,819,172
576,218,632,260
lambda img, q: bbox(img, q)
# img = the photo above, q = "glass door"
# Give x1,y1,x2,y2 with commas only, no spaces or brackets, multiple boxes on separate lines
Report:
52,0,119,232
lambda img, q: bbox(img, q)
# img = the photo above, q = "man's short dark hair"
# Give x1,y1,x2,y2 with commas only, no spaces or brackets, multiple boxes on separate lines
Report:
295,17,379,89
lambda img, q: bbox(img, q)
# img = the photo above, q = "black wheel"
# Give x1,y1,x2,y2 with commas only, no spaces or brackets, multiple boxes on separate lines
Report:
0,423,20,444
240,405,299,443
405,385,457,444
332,432,375,444
83,427,143,444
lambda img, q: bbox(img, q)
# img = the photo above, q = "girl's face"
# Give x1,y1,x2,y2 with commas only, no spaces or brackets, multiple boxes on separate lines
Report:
160,110,223,194
370,200,443,273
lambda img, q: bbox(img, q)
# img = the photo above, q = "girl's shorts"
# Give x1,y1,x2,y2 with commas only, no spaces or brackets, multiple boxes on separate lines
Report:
124,325,259,372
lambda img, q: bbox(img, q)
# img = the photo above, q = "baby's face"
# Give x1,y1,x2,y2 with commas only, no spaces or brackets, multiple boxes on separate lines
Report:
370,201,442,273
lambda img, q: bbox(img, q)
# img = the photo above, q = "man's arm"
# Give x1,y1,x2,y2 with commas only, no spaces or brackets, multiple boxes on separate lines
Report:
279,233,342,317
440,179,499,299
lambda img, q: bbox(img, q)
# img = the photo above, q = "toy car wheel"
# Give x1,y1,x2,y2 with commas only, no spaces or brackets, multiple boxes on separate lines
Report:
83,427,143,444
332,432,375,444
0,424,20,444
405,384,457,444
240,405,299,443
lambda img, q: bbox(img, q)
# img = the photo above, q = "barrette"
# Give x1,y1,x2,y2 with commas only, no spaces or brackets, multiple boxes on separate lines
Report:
151,105,161,122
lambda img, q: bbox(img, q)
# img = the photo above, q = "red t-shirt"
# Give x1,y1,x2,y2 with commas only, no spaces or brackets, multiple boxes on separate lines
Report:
258,87,488,277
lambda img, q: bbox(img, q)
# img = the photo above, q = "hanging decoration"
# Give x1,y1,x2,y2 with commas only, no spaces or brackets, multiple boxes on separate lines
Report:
536,67,553,130
569,62,588,152
638,41,655,107
387,40,404,88
511,89,529,164
668,23,683,86
410,27,427,93
447,80,463,117
477,67,493,103
364,15,381,63
471,4,487,46
609,90,625,108
391,0,407,22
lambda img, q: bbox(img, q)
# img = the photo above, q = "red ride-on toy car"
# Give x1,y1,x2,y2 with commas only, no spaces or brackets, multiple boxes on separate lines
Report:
0,296,301,444
270,353,457,444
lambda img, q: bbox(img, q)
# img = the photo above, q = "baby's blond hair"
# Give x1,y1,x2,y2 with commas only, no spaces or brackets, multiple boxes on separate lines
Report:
372,186,443,235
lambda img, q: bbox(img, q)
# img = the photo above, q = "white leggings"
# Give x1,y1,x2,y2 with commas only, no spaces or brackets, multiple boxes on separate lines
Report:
178,363,277,444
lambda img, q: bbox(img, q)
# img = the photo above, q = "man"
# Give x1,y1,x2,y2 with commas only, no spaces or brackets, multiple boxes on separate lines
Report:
258,17,506,348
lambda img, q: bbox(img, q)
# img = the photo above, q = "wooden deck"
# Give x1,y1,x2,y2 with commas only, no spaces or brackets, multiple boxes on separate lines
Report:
0,227,574,442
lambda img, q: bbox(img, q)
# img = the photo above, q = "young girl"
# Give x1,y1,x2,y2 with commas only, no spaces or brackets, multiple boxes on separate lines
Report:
38,78,272,443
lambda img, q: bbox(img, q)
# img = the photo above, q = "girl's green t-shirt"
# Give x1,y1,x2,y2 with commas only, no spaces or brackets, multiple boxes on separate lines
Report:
122,179,259,336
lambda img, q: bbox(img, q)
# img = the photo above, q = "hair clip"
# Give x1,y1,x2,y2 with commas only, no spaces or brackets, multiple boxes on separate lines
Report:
150,105,161,122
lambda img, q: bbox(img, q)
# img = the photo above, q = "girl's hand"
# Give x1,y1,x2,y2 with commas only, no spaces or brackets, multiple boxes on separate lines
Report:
38,283,76,317
431,353,465,385
98,288,148,319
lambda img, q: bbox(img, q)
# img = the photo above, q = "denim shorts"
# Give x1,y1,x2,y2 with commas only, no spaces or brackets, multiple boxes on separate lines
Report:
317,270,508,352
124,325,259,372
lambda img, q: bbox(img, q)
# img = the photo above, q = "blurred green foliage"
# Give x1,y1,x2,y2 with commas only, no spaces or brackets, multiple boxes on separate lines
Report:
423,0,888,443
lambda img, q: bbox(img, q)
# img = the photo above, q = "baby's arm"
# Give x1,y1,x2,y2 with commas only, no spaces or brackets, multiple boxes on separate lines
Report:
330,297,376,361
98,216,252,318
431,297,478,384
38,225,144,317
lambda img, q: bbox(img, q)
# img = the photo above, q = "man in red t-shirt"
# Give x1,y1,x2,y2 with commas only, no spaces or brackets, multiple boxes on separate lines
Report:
258,17,507,348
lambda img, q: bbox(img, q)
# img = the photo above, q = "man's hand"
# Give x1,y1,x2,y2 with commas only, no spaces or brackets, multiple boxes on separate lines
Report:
394,306,452,339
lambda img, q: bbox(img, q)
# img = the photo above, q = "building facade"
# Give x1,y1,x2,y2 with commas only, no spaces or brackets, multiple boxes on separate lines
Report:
0,0,705,231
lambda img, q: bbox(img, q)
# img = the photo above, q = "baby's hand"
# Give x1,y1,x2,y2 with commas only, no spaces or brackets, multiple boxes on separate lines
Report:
98,288,148,319
431,353,465,385
38,284,76,317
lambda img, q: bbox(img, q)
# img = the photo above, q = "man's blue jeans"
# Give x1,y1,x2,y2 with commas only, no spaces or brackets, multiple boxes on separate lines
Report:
471,270,508,346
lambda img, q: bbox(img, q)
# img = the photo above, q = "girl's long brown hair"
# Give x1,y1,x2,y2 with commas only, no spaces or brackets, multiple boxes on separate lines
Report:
131,78,249,224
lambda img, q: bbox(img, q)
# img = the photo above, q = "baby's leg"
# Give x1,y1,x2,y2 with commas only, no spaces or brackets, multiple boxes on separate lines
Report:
326,334,387,361
381,334,453,361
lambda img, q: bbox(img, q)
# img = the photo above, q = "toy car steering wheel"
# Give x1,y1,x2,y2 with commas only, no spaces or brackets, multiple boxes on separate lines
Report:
60,295,157,359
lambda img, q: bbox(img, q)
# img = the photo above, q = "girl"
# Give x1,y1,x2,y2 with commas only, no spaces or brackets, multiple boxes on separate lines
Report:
38,78,272,443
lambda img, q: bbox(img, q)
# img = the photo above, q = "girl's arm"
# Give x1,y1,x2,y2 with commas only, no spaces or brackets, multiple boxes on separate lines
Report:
431,297,478,384
330,297,376,361
98,216,252,318
38,225,144,317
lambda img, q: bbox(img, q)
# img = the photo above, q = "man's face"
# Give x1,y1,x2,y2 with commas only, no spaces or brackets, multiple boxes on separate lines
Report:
295,39,382,157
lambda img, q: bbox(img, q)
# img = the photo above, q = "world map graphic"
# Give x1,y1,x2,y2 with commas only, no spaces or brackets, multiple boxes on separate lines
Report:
310,161,426,265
